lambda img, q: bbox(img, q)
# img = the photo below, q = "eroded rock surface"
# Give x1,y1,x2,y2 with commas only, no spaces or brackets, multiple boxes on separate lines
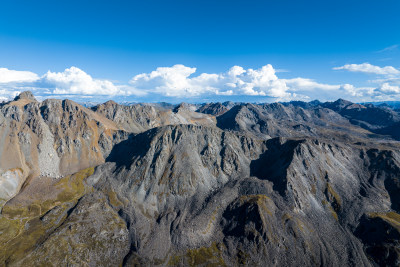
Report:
1,92,400,266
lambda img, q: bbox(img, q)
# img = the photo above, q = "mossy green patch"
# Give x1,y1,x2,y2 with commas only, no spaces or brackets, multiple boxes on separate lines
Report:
106,189,123,208
239,194,272,216
186,242,226,267
236,249,249,265
168,243,226,267
323,183,342,221
2,167,94,220
202,208,218,235
368,211,400,231
310,184,317,195
328,206,339,221
168,255,182,266
326,183,342,208
0,167,95,265
17,199,128,267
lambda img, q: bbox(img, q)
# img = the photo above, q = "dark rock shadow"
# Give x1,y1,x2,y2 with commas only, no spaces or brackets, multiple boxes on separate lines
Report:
367,149,400,212
216,105,242,130
354,214,400,266
106,128,158,168
250,138,302,197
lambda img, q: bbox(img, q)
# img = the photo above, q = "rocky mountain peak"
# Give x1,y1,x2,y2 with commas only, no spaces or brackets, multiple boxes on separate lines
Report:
13,91,37,102
173,102,198,113
325,98,353,111
102,100,118,107
196,102,231,116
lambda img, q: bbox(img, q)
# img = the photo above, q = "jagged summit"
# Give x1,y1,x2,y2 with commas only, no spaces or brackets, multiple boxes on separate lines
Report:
172,102,198,113
13,91,37,102
322,98,354,111
102,99,118,106
335,98,352,106
196,102,234,116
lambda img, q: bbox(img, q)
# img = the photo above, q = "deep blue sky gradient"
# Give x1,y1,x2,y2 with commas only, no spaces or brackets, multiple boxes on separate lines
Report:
0,0,399,100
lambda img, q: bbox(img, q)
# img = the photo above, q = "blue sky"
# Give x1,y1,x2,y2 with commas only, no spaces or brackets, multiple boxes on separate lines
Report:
0,0,400,103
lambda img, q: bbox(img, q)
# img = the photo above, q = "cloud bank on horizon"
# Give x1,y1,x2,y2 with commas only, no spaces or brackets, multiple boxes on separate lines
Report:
0,63,400,103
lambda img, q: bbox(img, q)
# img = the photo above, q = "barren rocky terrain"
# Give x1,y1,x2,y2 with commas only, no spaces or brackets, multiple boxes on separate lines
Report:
1,91,400,266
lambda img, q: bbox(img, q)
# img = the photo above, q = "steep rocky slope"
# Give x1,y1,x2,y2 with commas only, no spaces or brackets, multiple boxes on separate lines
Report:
0,93,127,209
321,99,400,140
92,101,215,133
216,102,385,144
196,102,237,116
1,92,400,266
0,93,216,210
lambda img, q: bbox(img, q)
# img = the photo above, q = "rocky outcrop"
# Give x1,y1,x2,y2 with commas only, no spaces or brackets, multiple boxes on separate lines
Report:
13,91,36,102
9,124,392,266
0,93,129,208
216,102,380,143
92,101,215,133
95,131,399,266
322,99,400,136
196,102,236,116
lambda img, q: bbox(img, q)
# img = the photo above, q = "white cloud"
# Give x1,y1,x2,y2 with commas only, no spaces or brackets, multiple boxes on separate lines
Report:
130,64,387,101
130,64,214,97
0,67,149,99
130,64,291,99
284,78,340,91
332,63,400,100
0,64,356,101
0,68,44,100
216,90,234,96
0,68,39,83
340,84,358,96
376,83,400,94
0,89,21,100
333,63,400,76
228,66,245,76
42,66,123,95
3,63,400,102
367,77,400,85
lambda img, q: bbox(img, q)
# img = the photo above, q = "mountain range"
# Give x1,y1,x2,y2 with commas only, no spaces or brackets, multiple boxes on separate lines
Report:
1,91,400,266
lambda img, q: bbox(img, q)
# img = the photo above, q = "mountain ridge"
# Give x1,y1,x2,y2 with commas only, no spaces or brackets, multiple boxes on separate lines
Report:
1,91,400,266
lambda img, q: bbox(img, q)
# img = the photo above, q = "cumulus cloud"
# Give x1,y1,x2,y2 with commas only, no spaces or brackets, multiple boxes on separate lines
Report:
130,64,291,99
130,65,211,96
0,68,39,99
129,64,370,101
332,62,400,100
2,63,400,102
41,66,123,95
0,66,148,100
369,77,400,85
283,78,340,91
0,64,356,101
376,83,400,94
333,63,400,76
0,68,39,83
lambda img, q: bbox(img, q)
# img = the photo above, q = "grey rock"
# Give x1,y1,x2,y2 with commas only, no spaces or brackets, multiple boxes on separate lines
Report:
13,91,37,102
2,93,400,267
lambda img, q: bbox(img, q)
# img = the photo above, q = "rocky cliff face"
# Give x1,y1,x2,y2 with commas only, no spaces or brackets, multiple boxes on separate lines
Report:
1,92,400,266
196,102,236,116
0,95,128,209
92,101,215,133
